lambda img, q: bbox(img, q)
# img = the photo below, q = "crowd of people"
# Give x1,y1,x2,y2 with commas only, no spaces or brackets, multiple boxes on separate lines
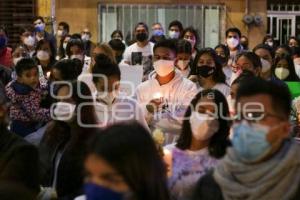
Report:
1,16,300,200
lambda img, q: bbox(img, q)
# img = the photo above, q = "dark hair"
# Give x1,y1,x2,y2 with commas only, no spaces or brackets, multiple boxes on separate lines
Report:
262,34,274,43
288,36,300,46
45,80,97,146
291,46,300,57
153,39,177,55
168,20,183,32
92,54,121,83
87,122,170,200
66,38,84,57
214,44,230,59
272,54,300,81
236,77,291,119
111,30,123,39
177,39,192,54
231,70,255,86
35,39,56,62
71,33,82,40
176,89,230,158
108,39,126,52
253,44,275,59
236,51,262,70
193,48,226,84
18,25,35,36
134,22,149,33
180,27,199,47
15,58,37,77
58,21,70,33
33,16,44,23
226,27,241,38
52,59,82,81
276,45,292,56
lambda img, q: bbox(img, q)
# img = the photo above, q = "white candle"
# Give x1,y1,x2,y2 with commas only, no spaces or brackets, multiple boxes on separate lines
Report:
153,92,163,99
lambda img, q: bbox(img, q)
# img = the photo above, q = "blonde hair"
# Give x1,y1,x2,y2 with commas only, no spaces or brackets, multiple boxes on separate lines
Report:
89,43,116,72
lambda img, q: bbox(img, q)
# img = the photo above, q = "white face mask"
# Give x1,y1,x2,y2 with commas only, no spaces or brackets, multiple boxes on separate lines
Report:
184,38,196,49
266,41,273,47
52,102,76,122
81,34,90,41
57,30,64,37
153,60,175,77
227,38,239,49
260,58,271,73
177,60,189,71
71,54,84,61
37,50,50,61
168,31,180,39
13,57,23,66
24,36,35,47
63,43,68,50
97,90,119,105
275,67,289,80
189,112,219,141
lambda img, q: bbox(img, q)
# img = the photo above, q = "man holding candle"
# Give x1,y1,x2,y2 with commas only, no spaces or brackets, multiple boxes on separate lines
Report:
136,39,197,144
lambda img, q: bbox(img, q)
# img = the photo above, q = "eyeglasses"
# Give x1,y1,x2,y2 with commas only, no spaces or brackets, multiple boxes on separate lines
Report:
233,111,284,123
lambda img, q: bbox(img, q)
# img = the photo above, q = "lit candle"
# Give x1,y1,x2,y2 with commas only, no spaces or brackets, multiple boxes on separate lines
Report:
46,71,51,79
163,148,172,177
153,92,163,100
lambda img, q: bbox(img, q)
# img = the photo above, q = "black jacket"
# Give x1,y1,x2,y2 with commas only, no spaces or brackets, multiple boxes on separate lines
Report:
0,64,11,86
39,122,96,200
0,125,40,195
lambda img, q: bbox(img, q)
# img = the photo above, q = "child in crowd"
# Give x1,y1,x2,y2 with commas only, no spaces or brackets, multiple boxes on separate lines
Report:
5,58,51,137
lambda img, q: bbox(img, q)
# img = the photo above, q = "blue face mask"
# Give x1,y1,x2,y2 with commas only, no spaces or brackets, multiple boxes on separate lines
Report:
0,36,7,49
84,183,124,200
152,29,164,37
231,121,272,162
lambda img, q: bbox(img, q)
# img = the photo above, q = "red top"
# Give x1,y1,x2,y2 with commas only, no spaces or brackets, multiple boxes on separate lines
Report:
0,47,13,68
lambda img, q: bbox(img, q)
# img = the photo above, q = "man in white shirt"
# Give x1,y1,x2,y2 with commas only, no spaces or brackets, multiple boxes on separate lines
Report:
122,22,154,76
136,39,198,144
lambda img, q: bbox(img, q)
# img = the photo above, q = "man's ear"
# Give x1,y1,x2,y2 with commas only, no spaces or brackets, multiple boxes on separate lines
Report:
174,58,178,67
281,121,291,139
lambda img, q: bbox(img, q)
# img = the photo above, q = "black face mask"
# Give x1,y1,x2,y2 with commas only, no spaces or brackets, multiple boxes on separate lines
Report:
217,56,228,65
136,33,148,42
197,65,216,78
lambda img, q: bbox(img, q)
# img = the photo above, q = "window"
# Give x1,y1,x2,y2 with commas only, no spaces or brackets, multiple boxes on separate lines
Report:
98,4,225,48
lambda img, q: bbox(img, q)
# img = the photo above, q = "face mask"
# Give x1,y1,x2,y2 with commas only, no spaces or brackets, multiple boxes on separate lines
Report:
275,67,289,80
84,183,124,200
63,43,67,50
81,34,90,41
97,90,118,105
24,36,35,47
53,102,76,122
153,60,175,77
71,54,84,61
189,112,219,141
177,60,189,70
227,38,239,49
136,32,148,42
35,23,45,32
266,41,273,47
231,120,272,162
152,29,164,37
260,58,271,73
197,65,216,78
57,30,64,37
184,38,196,49
13,57,23,66
217,55,227,65
168,31,180,39
0,37,7,49
37,50,50,61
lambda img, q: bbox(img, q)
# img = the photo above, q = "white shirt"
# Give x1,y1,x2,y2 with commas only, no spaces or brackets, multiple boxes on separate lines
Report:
198,83,230,98
94,94,149,131
123,42,154,65
136,70,198,144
